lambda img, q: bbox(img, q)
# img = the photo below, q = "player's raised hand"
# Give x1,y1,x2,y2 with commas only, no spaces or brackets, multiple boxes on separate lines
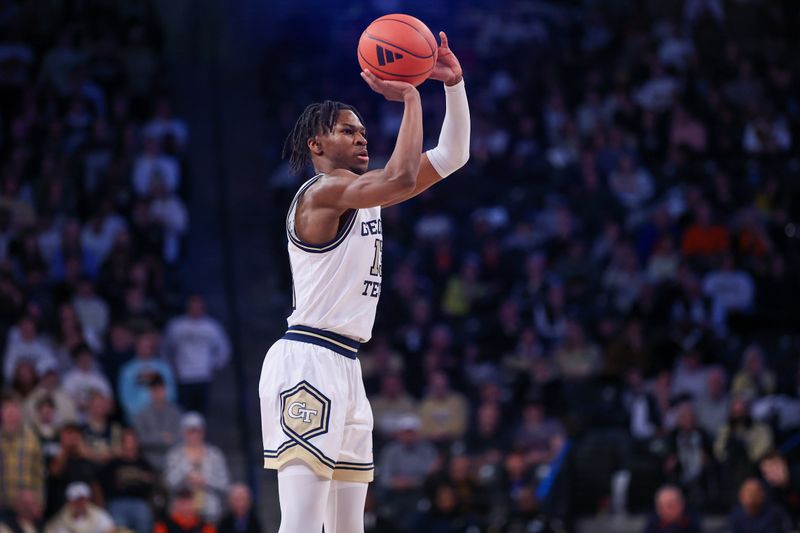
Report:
361,69,419,102
429,31,463,86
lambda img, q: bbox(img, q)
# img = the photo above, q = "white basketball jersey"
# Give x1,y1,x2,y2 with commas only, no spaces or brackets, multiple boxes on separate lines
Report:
285,175,383,342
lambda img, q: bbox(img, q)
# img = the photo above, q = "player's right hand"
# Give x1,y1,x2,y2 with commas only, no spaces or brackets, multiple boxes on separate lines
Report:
361,69,418,102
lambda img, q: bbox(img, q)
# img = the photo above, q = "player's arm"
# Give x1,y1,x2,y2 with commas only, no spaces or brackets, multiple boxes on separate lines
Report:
383,31,470,208
308,72,422,210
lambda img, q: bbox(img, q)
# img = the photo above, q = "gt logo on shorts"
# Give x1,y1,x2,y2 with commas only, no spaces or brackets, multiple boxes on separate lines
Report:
280,381,331,438
287,401,318,423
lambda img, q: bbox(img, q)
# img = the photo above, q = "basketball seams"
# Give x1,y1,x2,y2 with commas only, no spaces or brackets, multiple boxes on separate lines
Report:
362,32,435,59
375,16,437,56
357,49,434,78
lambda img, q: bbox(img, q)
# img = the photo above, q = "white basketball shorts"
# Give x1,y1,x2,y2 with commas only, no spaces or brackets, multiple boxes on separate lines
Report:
259,325,374,482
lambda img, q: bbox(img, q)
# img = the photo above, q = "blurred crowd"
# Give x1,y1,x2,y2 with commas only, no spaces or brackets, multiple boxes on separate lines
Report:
0,1,255,532
265,0,800,531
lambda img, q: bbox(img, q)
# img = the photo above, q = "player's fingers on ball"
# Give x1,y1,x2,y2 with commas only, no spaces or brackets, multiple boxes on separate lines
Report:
440,31,448,47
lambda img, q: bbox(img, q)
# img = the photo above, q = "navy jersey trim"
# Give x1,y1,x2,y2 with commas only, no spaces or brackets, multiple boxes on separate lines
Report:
282,325,360,358
286,174,359,253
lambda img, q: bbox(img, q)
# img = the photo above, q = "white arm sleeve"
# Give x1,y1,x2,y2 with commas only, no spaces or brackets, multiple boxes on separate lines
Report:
426,79,470,178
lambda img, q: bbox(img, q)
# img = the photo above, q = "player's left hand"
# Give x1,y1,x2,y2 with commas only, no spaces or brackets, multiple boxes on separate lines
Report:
429,31,463,86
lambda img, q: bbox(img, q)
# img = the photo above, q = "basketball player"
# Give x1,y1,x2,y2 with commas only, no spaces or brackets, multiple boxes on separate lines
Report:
259,32,469,532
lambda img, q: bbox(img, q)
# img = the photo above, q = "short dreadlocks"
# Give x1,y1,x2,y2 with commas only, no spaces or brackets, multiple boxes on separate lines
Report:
282,100,365,175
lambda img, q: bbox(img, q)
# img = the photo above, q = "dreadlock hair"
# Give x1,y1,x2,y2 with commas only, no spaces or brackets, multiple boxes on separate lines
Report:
282,100,365,175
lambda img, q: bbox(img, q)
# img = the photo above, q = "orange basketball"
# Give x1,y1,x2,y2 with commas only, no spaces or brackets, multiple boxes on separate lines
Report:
357,14,438,87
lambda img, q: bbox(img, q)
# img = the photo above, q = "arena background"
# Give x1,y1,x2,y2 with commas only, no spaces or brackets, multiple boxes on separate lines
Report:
0,0,799,532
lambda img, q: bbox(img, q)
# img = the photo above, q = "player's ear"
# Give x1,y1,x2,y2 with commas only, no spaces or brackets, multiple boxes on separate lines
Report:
307,136,323,156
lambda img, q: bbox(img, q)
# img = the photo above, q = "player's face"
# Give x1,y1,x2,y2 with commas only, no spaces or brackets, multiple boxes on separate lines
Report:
320,110,369,174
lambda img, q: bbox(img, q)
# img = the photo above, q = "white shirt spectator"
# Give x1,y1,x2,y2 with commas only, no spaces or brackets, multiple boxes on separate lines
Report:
702,268,755,314
743,116,792,154
635,73,678,112
61,368,113,408
143,117,188,149
132,147,180,198
79,214,126,266
149,192,188,263
609,163,654,211
4,338,58,383
72,292,110,341
164,312,230,384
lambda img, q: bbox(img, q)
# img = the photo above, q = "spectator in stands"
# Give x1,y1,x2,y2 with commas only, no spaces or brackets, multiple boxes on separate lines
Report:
28,395,62,465
642,485,703,533
154,487,217,533
0,489,43,533
681,203,730,259
132,137,180,198
133,372,183,470
694,367,730,437
100,322,135,395
466,402,509,469
148,176,189,263
378,415,437,531
45,481,114,533
512,401,564,466
702,254,755,331
45,424,96,518
217,483,261,533
419,371,468,444
608,154,654,212
0,394,43,510
664,403,714,506
61,344,113,413
165,413,230,523
728,478,792,533
714,397,773,489
118,330,176,421
71,278,109,342
672,350,710,401
731,345,776,400
552,319,601,381
3,315,57,383
8,360,37,400
371,373,417,438
24,360,77,427
80,390,120,465
163,295,230,413
102,428,156,533
143,98,188,150
759,453,800,528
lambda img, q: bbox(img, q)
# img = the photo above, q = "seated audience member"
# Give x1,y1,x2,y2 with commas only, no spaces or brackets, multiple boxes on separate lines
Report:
758,454,800,529
642,485,703,533
377,415,438,530
80,389,120,465
24,361,78,426
102,428,156,533
154,487,217,533
45,424,96,518
0,489,43,533
29,395,62,465
118,330,176,421
0,394,43,511
370,373,417,438
217,483,262,533
731,345,776,401
512,401,564,466
419,371,469,444
164,413,230,523
44,481,114,533
714,396,773,488
61,344,113,413
664,403,714,506
728,478,792,533
694,367,729,437
133,373,183,470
